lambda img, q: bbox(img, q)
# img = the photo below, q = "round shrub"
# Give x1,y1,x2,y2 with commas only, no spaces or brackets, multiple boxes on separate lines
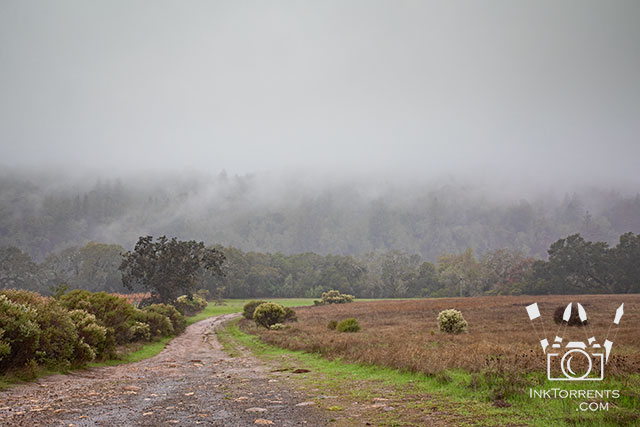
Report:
243,300,267,320
73,340,96,364
553,305,587,326
437,309,468,334
337,318,360,333
320,290,354,305
60,290,137,344
133,310,173,339
253,303,286,328
327,320,338,330
1,290,85,369
174,294,208,316
129,321,151,341
144,304,186,334
0,294,41,372
30,298,81,368
68,309,110,358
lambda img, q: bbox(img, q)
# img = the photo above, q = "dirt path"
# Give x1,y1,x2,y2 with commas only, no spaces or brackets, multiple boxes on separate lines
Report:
0,314,329,426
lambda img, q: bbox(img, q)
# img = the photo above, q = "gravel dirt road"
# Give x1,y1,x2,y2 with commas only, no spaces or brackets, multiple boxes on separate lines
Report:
0,314,330,426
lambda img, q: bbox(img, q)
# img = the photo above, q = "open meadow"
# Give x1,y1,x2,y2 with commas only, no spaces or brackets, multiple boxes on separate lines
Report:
253,295,640,376
237,295,640,425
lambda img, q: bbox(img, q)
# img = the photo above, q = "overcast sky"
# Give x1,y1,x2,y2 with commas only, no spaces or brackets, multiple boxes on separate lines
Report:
1,1,639,186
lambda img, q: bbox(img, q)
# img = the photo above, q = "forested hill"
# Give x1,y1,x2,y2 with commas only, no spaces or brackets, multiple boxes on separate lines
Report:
1,171,639,261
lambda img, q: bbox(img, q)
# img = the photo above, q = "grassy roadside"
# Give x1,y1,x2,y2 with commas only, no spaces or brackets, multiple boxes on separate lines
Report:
0,298,316,389
84,298,318,368
218,318,640,426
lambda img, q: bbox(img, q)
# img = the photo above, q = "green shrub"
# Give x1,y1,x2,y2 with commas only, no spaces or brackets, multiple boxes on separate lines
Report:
133,310,173,339
253,303,286,328
195,289,210,300
243,300,267,320
0,289,183,374
437,309,468,334
0,290,86,369
0,288,47,306
319,290,354,305
60,290,137,344
30,298,82,368
0,293,41,372
68,309,110,359
144,304,186,334
129,321,151,341
0,331,10,361
174,294,207,316
73,340,96,364
337,318,360,333
269,323,285,330
283,306,297,322
327,320,338,330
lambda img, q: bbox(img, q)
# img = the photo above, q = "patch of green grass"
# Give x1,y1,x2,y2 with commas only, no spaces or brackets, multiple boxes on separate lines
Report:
88,336,174,367
221,319,640,426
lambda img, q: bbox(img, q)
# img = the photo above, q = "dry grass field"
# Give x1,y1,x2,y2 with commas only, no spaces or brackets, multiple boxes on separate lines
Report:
251,295,640,379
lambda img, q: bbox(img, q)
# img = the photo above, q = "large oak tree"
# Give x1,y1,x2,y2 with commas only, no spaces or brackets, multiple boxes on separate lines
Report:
119,236,225,303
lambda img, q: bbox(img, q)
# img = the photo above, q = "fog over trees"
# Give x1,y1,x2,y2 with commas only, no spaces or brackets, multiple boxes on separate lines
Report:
1,171,638,262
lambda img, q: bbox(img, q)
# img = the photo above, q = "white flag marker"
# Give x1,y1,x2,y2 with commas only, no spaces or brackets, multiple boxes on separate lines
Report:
577,303,588,323
540,338,549,353
613,304,624,324
526,303,541,320
563,303,573,322
603,339,613,362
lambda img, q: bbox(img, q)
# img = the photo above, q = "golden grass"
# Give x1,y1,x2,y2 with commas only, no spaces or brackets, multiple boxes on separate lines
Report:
252,295,640,377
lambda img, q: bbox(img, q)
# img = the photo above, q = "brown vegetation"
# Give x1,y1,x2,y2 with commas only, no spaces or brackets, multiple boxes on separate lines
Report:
110,292,150,305
250,295,640,377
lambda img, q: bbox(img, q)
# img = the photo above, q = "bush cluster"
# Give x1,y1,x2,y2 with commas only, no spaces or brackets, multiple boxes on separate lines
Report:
68,309,109,358
243,300,267,320
336,318,360,333
174,294,208,316
144,304,186,334
0,290,99,373
0,289,187,375
253,303,286,328
437,309,468,334
133,310,173,338
314,290,354,306
250,302,298,329
59,290,137,344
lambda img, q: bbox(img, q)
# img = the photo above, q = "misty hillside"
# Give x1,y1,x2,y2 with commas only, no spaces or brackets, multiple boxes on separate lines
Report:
2,171,639,261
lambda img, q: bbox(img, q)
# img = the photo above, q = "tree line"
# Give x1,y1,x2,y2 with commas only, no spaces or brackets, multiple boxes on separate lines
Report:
1,233,639,298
